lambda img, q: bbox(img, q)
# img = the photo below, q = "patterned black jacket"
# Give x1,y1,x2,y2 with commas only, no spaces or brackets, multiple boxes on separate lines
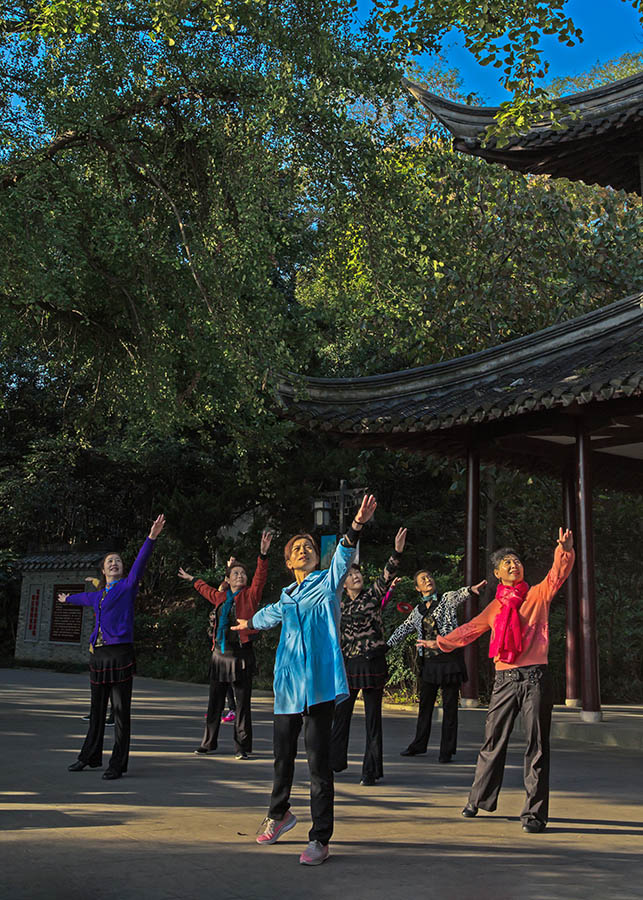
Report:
387,587,471,657
340,552,401,659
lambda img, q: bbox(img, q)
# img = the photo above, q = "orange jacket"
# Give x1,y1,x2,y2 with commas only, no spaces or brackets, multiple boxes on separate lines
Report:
194,555,268,645
437,544,575,670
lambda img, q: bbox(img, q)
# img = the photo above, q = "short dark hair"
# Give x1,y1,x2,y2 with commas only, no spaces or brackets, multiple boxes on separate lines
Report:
414,569,433,585
226,561,247,578
490,547,520,569
348,563,362,573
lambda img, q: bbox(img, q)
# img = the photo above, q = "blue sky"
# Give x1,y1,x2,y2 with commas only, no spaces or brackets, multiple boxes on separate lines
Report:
435,0,643,103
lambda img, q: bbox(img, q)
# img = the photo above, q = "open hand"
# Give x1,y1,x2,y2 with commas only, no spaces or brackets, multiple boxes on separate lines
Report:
149,514,166,540
177,567,194,582
389,577,402,591
354,494,377,526
57,593,68,603
417,639,438,650
260,530,273,555
394,527,407,553
558,527,573,552
226,556,237,569
471,580,487,595
230,618,249,631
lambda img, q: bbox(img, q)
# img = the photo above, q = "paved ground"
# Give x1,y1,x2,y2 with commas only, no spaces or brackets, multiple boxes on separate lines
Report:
1,668,642,900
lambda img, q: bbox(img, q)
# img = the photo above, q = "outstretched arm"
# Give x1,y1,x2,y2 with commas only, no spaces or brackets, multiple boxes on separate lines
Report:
387,606,421,648
233,601,283,632
58,591,95,606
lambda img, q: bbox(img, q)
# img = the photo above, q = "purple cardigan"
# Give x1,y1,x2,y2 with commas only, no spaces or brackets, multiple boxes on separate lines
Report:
64,537,156,645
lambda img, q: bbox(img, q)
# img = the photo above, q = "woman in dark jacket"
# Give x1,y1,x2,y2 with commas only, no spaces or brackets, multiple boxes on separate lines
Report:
330,527,407,786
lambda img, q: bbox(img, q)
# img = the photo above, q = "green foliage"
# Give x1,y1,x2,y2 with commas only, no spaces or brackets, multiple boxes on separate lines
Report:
1,6,641,703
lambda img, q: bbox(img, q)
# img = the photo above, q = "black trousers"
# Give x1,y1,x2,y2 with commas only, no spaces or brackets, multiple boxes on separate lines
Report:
79,679,133,773
468,665,553,824
200,670,253,753
269,700,335,845
330,688,384,780
406,680,460,757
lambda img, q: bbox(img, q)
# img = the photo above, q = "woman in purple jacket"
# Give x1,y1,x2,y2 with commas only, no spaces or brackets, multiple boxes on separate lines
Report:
58,514,166,779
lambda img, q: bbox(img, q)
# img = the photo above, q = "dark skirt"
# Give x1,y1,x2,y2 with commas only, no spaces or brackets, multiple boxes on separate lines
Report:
89,643,135,685
210,644,255,683
421,649,467,686
345,652,388,691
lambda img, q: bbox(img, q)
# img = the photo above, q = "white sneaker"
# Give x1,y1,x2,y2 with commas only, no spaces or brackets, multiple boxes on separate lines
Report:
299,840,329,865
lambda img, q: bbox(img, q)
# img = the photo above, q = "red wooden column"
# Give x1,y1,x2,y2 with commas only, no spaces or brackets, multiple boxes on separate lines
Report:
461,444,480,706
575,420,602,721
562,462,581,707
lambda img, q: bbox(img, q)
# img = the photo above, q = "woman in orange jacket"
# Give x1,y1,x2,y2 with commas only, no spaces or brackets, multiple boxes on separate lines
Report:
420,528,574,834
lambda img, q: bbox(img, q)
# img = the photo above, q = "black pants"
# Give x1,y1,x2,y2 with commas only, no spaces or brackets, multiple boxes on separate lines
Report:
468,665,553,824
269,700,335,845
201,671,253,753
330,688,384,780
79,679,132,774
405,680,460,757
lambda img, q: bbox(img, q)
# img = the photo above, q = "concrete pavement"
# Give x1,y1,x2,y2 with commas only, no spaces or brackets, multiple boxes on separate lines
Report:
1,668,642,900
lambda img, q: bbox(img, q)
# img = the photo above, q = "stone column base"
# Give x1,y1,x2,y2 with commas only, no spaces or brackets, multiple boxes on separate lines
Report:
565,698,582,708
460,698,480,708
580,709,603,723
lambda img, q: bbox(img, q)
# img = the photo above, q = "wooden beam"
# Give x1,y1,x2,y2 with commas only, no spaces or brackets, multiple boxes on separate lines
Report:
462,445,480,705
575,420,602,720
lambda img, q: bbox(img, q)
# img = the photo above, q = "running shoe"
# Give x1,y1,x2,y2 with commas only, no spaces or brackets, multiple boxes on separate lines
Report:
256,810,297,845
299,840,329,866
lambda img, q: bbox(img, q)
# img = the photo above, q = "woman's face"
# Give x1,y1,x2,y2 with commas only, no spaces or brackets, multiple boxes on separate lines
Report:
228,565,248,591
345,568,364,592
102,554,124,581
494,554,524,586
286,537,319,574
415,571,435,596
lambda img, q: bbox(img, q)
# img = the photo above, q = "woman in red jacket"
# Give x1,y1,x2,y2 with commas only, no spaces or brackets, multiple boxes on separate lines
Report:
178,530,272,759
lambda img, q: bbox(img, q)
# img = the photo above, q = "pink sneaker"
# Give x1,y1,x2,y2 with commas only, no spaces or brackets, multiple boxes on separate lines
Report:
299,841,329,866
221,711,236,723
256,810,297,845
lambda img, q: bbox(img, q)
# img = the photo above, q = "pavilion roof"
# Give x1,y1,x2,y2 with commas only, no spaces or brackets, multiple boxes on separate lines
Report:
404,71,643,195
277,293,643,488
21,550,104,572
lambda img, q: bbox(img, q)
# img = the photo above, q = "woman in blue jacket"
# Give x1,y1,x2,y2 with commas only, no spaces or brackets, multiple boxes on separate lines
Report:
58,514,165,779
233,495,377,866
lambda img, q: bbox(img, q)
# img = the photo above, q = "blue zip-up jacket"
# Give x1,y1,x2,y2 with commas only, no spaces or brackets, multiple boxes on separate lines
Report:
63,537,156,645
250,539,355,715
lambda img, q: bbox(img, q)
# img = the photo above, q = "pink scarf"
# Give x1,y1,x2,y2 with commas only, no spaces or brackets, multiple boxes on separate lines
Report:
489,581,529,664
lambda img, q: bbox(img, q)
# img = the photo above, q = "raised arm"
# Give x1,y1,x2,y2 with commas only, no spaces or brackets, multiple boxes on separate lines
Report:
126,514,165,587
531,529,575,606
369,527,406,601
327,494,377,593
246,531,272,609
